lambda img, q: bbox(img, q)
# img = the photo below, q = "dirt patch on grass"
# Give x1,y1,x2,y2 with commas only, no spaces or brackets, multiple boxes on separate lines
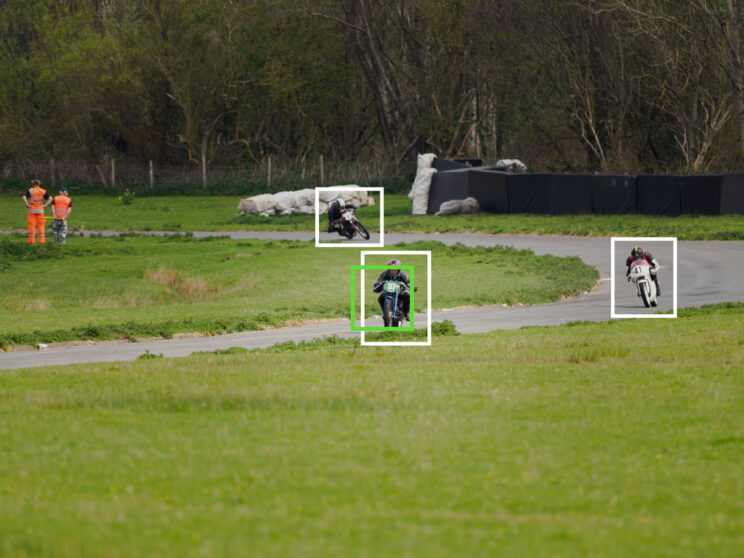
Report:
9,299,52,311
90,293,155,309
227,276,263,292
145,266,221,300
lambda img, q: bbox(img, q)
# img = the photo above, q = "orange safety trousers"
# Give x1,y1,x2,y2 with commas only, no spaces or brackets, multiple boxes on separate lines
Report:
27,212,46,244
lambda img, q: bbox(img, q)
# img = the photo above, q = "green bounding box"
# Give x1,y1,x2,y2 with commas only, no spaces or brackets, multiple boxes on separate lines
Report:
350,265,415,332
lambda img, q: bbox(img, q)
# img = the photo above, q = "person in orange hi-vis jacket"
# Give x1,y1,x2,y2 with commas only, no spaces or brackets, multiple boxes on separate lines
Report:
52,187,72,245
22,179,52,244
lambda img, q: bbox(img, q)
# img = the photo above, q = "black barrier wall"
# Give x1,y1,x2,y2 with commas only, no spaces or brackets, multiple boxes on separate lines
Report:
506,174,593,214
432,157,468,172
636,175,681,216
549,174,593,214
424,164,744,215
468,170,509,213
680,175,724,215
591,175,636,214
427,168,509,213
506,173,551,213
678,174,744,215
721,174,744,214
427,168,470,213
453,158,483,167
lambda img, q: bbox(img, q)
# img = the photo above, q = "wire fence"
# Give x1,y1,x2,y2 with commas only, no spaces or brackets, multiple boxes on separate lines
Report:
3,155,410,193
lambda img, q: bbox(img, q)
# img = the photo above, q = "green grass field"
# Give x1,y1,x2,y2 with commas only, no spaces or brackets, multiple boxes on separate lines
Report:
0,235,596,346
2,193,743,238
2,188,742,556
1,304,742,557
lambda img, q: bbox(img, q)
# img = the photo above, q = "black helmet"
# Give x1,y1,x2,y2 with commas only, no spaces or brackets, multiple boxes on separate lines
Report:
631,246,643,258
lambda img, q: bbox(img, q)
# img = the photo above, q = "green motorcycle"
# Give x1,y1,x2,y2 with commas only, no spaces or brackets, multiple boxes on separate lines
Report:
381,280,404,327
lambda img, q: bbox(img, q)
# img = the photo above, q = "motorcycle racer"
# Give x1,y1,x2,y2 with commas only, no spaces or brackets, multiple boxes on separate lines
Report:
372,259,413,321
626,246,661,295
327,198,355,233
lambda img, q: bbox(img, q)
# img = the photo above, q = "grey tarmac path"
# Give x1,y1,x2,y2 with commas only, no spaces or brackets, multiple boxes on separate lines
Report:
1,231,742,370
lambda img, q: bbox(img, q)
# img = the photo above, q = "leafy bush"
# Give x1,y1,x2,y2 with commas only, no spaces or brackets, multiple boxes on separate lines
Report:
136,350,164,360
118,188,136,205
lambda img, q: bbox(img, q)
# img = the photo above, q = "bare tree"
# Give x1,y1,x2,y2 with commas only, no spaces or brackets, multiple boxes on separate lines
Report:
161,2,254,187
307,0,481,167
605,0,732,170
693,0,744,169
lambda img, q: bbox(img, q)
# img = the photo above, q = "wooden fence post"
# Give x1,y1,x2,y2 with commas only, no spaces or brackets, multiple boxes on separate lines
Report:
149,160,154,189
96,164,108,188
267,155,272,189
110,157,116,188
319,154,324,186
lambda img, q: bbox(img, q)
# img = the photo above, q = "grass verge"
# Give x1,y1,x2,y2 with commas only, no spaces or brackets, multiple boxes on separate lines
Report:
2,193,744,239
0,235,596,346
0,303,742,556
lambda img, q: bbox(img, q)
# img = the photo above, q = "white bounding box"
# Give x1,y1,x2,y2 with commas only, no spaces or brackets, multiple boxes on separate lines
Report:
360,250,432,346
611,236,677,319
315,187,384,248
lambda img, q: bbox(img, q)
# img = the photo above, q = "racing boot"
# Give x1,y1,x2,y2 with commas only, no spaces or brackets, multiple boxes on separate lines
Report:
654,277,661,296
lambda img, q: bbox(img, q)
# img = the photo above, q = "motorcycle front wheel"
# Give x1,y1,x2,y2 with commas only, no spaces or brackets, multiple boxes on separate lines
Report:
355,221,370,240
640,282,651,308
391,311,400,328
383,297,393,327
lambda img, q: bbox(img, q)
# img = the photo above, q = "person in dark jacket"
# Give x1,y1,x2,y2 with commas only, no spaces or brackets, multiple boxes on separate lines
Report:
626,246,661,295
372,259,415,321
327,198,359,233
327,198,344,232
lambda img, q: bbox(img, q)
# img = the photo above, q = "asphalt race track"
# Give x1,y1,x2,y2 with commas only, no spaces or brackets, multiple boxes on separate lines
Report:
2,231,743,370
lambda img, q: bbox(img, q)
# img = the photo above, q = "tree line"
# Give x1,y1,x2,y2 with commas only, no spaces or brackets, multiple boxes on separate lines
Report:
1,0,743,187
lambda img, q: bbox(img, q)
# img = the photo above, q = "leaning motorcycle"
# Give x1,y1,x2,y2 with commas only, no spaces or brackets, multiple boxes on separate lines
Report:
339,208,370,240
628,259,658,308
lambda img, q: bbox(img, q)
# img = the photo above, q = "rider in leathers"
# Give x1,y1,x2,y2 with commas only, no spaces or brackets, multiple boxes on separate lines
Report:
327,198,357,233
373,259,414,321
625,246,661,295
